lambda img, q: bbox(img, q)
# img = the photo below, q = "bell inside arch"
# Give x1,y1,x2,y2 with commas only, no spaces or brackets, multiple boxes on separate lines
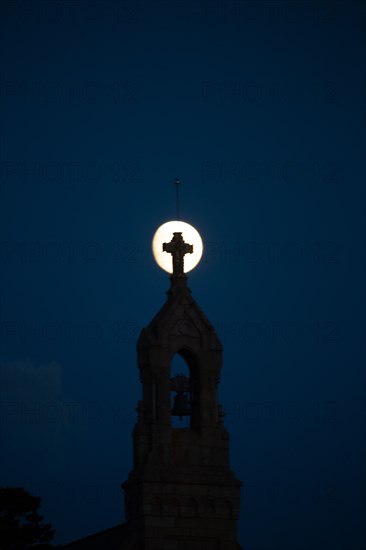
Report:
171,391,190,420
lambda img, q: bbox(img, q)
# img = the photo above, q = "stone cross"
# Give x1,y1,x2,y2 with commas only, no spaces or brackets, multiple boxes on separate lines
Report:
163,232,193,275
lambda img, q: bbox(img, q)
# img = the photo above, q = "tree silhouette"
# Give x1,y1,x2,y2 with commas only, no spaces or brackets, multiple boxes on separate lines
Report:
0,487,56,549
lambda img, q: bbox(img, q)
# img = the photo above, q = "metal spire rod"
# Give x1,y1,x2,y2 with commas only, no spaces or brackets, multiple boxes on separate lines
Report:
175,177,180,220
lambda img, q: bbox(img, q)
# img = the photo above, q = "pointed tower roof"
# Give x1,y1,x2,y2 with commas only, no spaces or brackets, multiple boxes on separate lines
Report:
139,226,222,356
138,273,223,353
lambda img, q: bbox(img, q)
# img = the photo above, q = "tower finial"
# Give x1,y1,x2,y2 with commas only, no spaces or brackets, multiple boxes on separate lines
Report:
175,177,180,220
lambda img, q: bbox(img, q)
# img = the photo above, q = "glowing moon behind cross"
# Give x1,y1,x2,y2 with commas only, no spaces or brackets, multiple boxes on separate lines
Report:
152,221,203,273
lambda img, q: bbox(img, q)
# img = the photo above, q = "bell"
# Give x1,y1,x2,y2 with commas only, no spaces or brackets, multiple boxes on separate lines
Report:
171,392,190,420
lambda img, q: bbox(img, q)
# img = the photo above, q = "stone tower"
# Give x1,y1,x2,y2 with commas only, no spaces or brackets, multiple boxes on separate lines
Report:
122,231,242,550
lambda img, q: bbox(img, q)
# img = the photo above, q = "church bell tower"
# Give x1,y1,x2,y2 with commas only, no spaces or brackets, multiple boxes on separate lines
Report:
122,216,242,549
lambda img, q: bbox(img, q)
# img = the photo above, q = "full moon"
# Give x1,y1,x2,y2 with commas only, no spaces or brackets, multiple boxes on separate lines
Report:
152,220,203,273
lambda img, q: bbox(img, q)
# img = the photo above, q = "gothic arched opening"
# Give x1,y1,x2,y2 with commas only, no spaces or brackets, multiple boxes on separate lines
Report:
170,349,200,431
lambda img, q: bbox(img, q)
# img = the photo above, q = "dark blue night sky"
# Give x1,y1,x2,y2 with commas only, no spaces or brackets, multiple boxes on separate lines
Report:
0,1,365,548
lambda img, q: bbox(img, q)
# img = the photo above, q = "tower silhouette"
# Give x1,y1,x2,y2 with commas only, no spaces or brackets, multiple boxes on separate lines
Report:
122,231,242,549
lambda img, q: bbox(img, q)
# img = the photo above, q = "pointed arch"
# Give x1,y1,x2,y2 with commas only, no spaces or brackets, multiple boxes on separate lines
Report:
176,347,199,376
170,348,201,432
